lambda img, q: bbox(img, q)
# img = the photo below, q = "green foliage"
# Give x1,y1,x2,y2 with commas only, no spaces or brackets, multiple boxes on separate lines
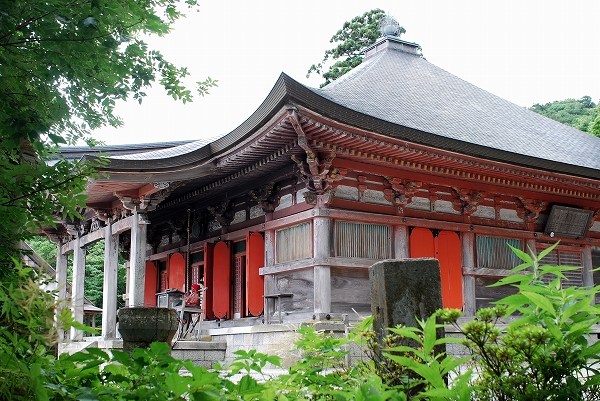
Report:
0,145,94,275
307,9,405,87
530,96,600,137
0,261,92,400
275,324,405,400
27,236,58,268
359,314,471,400
6,242,600,400
0,0,217,274
0,0,216,148
440,242,600,400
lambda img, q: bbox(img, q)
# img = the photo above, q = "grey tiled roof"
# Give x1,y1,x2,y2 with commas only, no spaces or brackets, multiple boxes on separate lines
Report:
85,38,600,181
112,136,222,160
316,42,600,171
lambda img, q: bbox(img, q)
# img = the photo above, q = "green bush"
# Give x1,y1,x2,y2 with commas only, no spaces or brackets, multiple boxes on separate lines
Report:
4,242,600,400
440,242,600,400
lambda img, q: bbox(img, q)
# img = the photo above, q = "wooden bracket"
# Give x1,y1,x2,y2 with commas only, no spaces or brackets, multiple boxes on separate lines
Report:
384,177,422,205
207,200,236,227
517,197,546,223
249,182,281,212
452,188,486,215
288,109,344,197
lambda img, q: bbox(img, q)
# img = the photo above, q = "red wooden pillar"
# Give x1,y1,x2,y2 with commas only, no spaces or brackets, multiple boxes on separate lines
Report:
144,261,158,307
203,242,215,320
213,241,232,319
169,252,186,292
246,232,265,316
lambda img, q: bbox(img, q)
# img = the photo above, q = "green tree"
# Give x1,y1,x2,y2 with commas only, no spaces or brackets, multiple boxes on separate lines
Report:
0,0,216,273
28,236,128,326
530,96,600,136
307,9,405,87
26,237,57,267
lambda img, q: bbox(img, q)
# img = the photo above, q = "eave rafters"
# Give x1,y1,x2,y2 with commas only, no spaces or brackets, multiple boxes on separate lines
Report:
158,142,297,210
289,106,600,202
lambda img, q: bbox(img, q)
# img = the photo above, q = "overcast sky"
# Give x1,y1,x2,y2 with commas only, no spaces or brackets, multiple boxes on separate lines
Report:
92,0,600,145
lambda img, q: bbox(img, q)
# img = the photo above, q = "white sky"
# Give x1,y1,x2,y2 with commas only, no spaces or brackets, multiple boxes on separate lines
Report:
92,0,600,145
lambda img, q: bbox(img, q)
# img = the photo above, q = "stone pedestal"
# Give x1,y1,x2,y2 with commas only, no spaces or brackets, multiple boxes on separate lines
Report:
117,307,178,351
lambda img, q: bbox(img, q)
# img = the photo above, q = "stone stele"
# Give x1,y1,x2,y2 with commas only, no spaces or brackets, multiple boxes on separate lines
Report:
369,258,443,341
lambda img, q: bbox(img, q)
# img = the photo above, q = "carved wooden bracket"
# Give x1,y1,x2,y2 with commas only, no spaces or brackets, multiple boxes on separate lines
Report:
47,232,71,245
517,197,546,223
95,209,112,223
384,177,422,205
114,193,147,211
89,216,104,233
288,109,346,197
147,225,163,252
145,181,187,211
249,182,281,212
589,210,600,228
167,218,186,239
358,176,367,202
207,200,236,227
452,188,486,215
114,181,187,212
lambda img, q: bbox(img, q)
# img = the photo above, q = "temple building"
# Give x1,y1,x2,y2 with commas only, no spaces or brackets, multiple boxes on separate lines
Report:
50,34,600,349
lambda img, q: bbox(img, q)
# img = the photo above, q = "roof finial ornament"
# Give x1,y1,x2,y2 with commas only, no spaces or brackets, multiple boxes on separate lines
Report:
378,13,401,37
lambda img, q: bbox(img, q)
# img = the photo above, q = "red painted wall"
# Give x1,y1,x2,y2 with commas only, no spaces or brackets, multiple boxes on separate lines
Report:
212,241,231,319
246,232,265,316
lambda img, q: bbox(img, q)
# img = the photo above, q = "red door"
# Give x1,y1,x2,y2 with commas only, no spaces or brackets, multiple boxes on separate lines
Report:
409,227,435,258
409,228,463,309
144,261,157,307
213,241,231,319
169,252,186,292
436,231,463,309
203,242,214,320
246,232,265,316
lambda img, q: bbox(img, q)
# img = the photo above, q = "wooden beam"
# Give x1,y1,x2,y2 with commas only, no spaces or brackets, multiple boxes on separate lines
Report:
462,267,514,277
333,157,599,206
111,215,134,235
260,256,379,275
78,228,104,247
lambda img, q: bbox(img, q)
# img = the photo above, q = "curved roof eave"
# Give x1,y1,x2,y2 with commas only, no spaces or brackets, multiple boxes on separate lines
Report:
86,72,600,182
82,73,295,179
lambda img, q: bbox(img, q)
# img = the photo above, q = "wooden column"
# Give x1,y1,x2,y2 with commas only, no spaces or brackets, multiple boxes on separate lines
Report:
313,214,332,314
263,228,276,293
70,236,85,341
394,225,409,259
525,238,536,257
583,245,594,289
102,221,119,339
55,239,69,341
129,210,149,307
461,232,476,316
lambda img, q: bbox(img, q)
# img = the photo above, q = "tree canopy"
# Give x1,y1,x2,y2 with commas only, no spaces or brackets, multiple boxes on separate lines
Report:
307,9,406,88
529,96,600,137
0,0,215,272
